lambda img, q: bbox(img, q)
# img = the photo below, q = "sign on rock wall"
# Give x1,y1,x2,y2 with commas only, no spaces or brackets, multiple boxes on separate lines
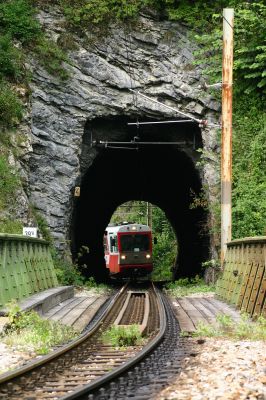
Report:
216,237,266,318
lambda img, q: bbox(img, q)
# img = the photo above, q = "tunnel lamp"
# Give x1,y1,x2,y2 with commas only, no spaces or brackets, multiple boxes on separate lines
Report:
146,254,151,259
121,255,126,260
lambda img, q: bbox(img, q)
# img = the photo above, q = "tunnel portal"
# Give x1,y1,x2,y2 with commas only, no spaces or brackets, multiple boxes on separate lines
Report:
71,116,210,281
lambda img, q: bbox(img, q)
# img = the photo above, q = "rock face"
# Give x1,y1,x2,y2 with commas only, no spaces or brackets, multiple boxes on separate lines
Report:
26,9,220,256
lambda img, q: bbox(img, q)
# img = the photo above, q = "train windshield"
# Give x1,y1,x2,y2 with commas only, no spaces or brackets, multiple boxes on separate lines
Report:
120,234,150,252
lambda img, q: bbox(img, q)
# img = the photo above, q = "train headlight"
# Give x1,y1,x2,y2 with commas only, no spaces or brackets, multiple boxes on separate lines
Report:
146,254,151,259
121,255,126,260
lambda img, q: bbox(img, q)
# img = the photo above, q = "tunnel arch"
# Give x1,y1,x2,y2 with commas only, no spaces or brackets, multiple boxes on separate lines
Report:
71,116,210,281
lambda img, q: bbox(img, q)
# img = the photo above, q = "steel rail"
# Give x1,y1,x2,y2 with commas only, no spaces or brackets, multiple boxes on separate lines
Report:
0,284,128,385
60,283,166,399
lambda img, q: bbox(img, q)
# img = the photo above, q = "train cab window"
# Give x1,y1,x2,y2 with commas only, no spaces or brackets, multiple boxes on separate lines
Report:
120,234,150,252
110,235,118,253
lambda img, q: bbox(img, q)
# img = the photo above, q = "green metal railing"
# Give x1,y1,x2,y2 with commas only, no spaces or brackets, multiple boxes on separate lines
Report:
0,234,58,308
216,237,266,318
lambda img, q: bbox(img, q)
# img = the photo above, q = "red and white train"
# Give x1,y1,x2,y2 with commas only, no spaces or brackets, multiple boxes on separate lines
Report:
104,223,153,277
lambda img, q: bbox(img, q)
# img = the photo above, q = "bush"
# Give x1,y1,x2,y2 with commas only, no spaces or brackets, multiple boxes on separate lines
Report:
3,301,77,354
0,34,24,81
35,38,69,80
85,277,111,293
62,0,155,27
165,276,215,297
0,153,20,208
232,95,266,238
0,82,23,127
0,0,41,44
54,255,85,286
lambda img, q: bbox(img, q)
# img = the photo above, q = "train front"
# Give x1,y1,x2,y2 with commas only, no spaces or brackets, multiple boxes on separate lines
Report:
117,224,153,276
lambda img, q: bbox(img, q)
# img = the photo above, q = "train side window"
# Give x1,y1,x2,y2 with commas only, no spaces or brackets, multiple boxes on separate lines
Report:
110,236,118,253
103,236,108,252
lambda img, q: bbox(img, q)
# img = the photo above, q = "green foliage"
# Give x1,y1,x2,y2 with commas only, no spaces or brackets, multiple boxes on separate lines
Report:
35,38,70,81
111,200,147,225
54,254,85,286
193,313,266,341
61,0,155,27
31,208,52,242
164,1,266,95
0,153,20,208
0,0,41,44
0,34,25,81
234,3,266,94
0,219,23,234
232,95,266,238
0,82,23,127
85,276,111,293
165,276,215,297
102,324,143,347
162,0,266,238
3,301,77,354
152,207,176,281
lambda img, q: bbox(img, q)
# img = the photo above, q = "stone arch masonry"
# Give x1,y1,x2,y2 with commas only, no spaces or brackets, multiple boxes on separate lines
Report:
17,9,220,261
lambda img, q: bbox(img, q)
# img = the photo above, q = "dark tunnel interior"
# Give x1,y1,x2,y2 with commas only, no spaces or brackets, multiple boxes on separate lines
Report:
71,116,210,281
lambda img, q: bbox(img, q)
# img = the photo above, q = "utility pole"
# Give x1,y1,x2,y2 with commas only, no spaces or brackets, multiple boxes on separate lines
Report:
221,8,234,265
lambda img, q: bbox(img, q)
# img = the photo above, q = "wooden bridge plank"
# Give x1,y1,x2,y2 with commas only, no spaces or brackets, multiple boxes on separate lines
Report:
73,296,109,331
241,263,259,313
238,262,253,309
247,264,264,315
201,297,241,321
176,298,210,327
47,297,86,321
171,299,195,332
253,269,266,317
188,298,217,324
60,297,98,325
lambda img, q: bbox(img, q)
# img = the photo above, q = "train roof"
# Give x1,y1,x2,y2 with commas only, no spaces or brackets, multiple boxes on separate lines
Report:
105,223,151,234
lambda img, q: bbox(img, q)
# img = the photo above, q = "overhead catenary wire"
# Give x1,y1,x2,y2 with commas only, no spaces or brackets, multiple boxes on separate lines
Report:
129,89,205,125
127,119,194,126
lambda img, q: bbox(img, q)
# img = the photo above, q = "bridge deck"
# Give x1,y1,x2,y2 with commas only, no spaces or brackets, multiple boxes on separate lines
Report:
43,293,109,332
171,294,241,332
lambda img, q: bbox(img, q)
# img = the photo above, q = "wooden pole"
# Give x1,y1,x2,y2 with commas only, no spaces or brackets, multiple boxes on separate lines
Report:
221,8,234,265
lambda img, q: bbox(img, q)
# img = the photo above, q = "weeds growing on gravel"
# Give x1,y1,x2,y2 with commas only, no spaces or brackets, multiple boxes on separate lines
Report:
85,277,111,294
165,276,215,297
102,324,143,348
193,313,266,341
2,301,78,354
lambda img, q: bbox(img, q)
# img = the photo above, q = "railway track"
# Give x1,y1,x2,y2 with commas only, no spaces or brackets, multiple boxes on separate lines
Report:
0,283,193,400
0,283,160,399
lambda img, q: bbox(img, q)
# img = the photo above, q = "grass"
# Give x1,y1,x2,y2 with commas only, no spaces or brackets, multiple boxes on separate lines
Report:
85,277,111,294
0,153,20,209
0,219,23,234
192,313,266,341
102,324,143,348
2,302,78,354
0,83,23,128
164,276,215,297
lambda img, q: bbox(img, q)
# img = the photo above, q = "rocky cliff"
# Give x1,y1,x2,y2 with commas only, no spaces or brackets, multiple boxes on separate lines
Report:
16,8,220,264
